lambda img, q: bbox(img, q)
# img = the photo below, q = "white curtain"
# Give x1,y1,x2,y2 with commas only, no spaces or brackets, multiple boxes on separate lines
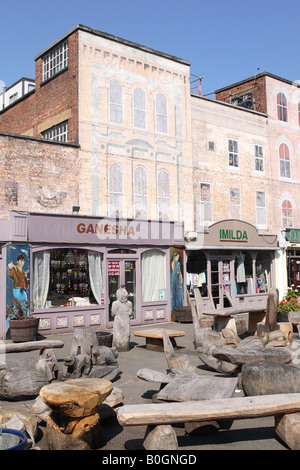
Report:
33,250,50,309
88,251,104,305
141,250,166,302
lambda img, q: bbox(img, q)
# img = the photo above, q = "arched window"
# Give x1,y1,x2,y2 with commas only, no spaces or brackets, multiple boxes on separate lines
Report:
277,92,287,122
157,169,170,220
108,163,123,217
134,166,148,219
133,87,146,129
282,200,293,227
155,93,168,133
109,81,123,124
279,143,291,178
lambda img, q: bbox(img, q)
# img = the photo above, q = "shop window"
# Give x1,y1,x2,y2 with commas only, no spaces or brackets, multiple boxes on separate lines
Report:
279,143,291,178
282,200,293,228
256,252,271,293
235,251,254,294
141,249,166,302
277,92,288,122
32,248,104,309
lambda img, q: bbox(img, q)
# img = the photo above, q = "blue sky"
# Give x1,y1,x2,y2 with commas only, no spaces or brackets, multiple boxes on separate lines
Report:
1,0,300,96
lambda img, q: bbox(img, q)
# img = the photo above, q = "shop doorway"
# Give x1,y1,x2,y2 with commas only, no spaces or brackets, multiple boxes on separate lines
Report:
210,257,232,309
108,258,137,321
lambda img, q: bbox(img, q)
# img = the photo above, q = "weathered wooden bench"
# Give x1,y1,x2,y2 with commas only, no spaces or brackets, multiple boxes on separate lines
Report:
133,329,185,351
117,393,300,450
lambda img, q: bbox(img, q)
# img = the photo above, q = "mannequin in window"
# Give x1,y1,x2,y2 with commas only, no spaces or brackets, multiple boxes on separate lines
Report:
236,251,246,294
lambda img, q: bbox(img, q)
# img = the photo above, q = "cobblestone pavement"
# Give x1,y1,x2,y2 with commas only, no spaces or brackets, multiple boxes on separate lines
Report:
1,321,296,451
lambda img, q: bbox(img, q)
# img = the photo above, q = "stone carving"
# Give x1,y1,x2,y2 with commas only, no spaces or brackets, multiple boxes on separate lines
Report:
111,287,132,352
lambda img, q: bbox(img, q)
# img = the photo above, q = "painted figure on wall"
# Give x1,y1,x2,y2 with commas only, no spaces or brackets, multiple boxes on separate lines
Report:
170,249,184,310
7,246,30,323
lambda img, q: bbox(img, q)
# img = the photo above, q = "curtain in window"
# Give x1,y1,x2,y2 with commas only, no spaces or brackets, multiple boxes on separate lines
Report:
88,251,104,305
33,250,50,309
141,250,166,301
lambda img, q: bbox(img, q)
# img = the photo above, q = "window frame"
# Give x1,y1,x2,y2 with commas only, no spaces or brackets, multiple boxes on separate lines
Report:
277,92,288,122
109,80,123,124
228,139,239,168
200,182,213,224
133,87,146,129
256,190,267,227
42,40,68,82
279,143,291,179
42,121,68,142
155,93,168,134
254,144,264,172
282,200,293,228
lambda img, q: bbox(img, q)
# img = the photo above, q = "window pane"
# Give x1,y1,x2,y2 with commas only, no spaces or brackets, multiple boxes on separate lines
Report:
141,250,166,301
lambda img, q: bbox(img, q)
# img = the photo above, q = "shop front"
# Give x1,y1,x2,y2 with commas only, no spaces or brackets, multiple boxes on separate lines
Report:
185,220,278,310
285,228,300,289
0,211,185,339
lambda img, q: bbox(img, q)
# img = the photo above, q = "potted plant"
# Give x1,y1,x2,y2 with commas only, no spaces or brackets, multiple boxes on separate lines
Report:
6,297,40,343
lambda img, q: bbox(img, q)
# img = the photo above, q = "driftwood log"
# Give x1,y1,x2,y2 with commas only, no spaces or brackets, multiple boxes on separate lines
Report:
0,340,64,354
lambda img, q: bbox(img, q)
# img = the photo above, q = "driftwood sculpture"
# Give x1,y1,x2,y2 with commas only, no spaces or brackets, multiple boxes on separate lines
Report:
192,288,293,374
63,326,119,381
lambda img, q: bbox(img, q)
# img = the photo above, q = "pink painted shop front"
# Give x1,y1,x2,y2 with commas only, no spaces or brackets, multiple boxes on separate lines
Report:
0,211,185,339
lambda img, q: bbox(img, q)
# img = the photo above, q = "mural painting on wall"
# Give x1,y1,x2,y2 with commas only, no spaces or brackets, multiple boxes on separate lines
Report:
6,245,30,331
170,247,184,310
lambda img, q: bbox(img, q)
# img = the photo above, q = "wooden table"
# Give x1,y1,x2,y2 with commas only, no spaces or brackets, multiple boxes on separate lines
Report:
133,329,185,351
202,306,266,334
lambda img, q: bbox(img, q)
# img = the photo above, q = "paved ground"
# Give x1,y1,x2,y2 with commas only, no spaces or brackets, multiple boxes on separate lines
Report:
1,320,297,451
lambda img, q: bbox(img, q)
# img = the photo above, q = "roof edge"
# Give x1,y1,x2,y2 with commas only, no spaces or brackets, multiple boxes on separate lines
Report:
34,24,191,66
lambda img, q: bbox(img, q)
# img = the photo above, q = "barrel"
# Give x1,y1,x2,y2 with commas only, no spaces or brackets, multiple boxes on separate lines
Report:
96,331,113,348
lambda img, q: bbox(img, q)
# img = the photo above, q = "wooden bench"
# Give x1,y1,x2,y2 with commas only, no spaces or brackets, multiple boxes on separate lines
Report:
133,329,185,351
117,393,300,450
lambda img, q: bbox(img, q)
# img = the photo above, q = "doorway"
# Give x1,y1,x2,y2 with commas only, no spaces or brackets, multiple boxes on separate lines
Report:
108,258,137,321
210,257,232,308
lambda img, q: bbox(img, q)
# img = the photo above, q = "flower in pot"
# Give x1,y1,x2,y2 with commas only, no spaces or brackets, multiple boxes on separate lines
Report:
6,298,39,343
278,296,300,314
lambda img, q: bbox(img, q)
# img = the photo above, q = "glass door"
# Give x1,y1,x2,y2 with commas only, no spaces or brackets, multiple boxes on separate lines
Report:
108,259,136,321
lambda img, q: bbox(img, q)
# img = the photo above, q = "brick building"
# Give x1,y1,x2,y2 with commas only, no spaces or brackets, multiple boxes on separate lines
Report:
215,72,300,296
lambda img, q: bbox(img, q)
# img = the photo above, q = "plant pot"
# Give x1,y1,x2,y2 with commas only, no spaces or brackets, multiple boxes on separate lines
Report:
0,429,27,450
9,317,40,343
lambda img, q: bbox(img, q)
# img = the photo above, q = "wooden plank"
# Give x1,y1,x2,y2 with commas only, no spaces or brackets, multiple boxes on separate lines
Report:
117,393,300,427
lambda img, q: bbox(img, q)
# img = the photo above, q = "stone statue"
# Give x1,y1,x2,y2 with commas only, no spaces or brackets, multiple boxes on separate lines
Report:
111,287,132,351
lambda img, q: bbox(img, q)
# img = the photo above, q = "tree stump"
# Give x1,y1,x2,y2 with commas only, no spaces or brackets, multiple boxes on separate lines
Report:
40,378,113,450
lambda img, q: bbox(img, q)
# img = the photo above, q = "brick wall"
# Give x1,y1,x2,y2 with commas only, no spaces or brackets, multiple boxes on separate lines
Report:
215,75,267,114
0,133,79,219
0,31,79,143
